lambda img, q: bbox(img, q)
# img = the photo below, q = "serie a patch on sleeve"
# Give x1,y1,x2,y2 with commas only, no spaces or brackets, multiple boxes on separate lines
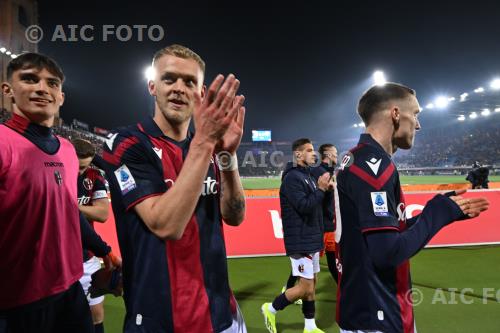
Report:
115,164,137,195
370,191,389,217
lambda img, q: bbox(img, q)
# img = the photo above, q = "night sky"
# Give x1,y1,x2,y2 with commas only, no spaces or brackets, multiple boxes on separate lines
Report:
37,1,500,146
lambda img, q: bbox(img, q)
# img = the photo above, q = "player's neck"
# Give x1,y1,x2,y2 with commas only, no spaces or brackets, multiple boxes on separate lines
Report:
365,127,394,156
153,112,189,141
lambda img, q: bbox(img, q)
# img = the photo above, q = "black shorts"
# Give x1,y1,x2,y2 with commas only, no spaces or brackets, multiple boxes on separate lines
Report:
1,281,93,333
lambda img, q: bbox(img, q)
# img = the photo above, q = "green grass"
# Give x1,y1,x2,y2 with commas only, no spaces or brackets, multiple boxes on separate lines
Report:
242,175,500,189
104,246,500,332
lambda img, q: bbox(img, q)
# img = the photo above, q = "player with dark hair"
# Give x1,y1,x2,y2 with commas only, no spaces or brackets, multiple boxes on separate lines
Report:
281,143,339,299
262,138,333,333
102,44,247,332
72,138,112,333
335,82,489,333
0,53,93,332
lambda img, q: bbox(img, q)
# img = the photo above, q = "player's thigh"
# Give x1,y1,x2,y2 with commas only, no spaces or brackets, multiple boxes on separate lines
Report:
90,301,105,323
290,253,318,279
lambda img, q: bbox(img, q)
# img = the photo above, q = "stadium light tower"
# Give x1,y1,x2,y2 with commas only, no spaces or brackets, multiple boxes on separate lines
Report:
490,78,500,90
373,71,386,86
144,66,155,81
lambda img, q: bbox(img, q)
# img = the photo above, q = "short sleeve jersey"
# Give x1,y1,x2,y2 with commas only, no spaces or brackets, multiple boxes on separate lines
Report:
102,117,236,333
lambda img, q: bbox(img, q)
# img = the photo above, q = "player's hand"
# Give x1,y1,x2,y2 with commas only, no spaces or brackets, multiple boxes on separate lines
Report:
89,267,123,298
192,74,242,147
317,172,331,191
448,189,490,218
214,95,246,155
102,251,122,272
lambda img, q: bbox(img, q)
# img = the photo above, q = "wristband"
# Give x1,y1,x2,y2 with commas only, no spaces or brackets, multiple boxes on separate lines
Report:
216,152,238,171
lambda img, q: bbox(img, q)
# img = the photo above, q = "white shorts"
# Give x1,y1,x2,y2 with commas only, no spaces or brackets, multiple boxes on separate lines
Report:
221,302,247,333
289,252,320,279
79,256,105,306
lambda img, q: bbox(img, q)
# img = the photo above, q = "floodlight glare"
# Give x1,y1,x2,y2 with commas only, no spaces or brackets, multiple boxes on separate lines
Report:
459,93,468,102
144,66,156,81
373,71,386,86
10,54,17,59
469,112,478,119
474,87,485,93
425,103,434,109
0,47,6,53
359,122,365,128
434,96,449,109
5,51,11,55
495,108,500,113
457,115,465,121
490,78,500,90
481,109,491,116
353,124,358,128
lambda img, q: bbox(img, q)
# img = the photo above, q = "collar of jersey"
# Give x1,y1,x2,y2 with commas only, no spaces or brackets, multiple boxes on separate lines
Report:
358,133,391,158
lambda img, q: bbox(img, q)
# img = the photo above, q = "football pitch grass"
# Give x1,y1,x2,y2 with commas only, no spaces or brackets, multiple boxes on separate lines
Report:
104,246,500,332
241,175,500,189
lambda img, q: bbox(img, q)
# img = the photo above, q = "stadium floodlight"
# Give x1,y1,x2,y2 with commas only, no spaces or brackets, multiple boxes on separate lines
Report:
353,124,358,128
0,47,6,53
373,71,386,86
495,108,500,113
448,97,455,101
490,78,500,90
425,103,434,109
5,51,11,55
358,122,365,127
457,115,466,121
460,93,468,102
10,54,16,59
481,109,491,116
144,66,156,81
474,87,484,93
469,112,478,119
434,96,449,109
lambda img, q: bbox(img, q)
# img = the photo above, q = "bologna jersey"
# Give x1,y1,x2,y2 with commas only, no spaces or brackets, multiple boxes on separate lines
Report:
102,117,236,333
335,134,414,333
77,166,108,222
0,114,82,309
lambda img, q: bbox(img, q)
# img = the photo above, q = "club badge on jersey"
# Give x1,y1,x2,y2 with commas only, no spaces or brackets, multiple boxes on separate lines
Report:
54,171,63,186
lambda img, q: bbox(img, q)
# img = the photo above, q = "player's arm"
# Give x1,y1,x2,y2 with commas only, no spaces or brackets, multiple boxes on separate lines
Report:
79,197,109,222
365,192,489,269
283,172,329,214
135,75,244,239
80,211,111,257
219,169,246,226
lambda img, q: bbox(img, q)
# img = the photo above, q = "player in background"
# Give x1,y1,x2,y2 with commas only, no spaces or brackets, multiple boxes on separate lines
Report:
0,53,93,332
102,44,247,332
280,143,339,302
72,138,111,333
335,83,490,333
262,138,334,333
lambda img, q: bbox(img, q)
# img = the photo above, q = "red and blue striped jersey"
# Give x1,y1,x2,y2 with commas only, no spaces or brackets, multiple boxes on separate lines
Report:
102,117,236,333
